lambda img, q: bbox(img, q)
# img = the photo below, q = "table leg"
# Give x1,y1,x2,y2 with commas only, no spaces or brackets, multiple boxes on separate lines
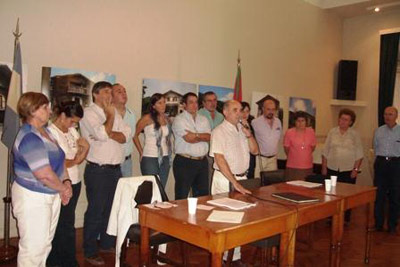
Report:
330,205,344,267
280,230,296,267
365,202,374,264
140,225,150,267
210,252,222,267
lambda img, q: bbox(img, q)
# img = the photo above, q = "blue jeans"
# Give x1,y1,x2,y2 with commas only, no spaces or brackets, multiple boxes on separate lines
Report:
47,182,81,267
121,156,133,177
83,163,121,257
140,156,170,188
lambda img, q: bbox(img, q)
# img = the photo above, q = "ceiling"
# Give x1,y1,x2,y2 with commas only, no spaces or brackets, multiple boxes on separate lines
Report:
304,0,400,18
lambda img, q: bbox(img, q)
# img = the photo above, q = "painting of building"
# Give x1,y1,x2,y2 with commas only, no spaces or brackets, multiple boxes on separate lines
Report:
41,66,116,109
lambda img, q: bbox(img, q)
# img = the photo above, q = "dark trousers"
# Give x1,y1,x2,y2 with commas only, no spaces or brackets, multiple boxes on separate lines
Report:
173,155,209,200
374,157,400,230
247,153,256,179
327,169,356,222
83,164,121,257
47,182,81,267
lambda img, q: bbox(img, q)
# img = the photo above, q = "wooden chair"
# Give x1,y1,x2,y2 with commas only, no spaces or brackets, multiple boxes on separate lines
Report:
226,175,282,266
119,175,187,267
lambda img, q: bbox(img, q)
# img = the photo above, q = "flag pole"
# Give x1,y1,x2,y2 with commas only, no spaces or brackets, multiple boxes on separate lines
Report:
0,19,20,263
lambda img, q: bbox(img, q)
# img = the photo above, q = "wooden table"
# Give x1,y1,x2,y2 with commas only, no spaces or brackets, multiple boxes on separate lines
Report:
310,182,377,265
139,185,341,267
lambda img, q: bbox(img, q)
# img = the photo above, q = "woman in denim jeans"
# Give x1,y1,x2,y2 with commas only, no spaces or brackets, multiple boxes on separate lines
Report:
133,93,172,187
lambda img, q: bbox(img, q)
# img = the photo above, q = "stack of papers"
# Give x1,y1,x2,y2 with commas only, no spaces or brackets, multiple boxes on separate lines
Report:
207,210,244,223
207,197,256,210
286,180,322,188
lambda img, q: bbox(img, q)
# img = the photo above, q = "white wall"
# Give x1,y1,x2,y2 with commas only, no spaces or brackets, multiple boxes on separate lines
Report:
0,0,342,237
342,9,400,185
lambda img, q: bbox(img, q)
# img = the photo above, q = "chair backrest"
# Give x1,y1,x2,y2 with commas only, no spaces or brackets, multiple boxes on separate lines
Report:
134,181,153,207
153,175,169,202
306,173,328,183
260,170,285,186
133,175,169,207
229,178,262,192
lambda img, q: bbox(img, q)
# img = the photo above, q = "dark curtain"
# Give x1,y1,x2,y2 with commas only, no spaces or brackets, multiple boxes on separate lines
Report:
378,33,400,126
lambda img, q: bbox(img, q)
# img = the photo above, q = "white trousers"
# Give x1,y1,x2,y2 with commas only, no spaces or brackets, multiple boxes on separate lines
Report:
12,182,61,267
211,170,244,261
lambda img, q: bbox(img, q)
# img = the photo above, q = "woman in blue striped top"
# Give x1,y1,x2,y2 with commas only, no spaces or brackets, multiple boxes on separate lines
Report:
11,92,72,267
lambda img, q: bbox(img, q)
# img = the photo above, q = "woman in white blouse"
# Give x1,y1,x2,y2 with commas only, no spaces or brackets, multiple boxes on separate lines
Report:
133,93,172,188
47,100,89,267
322,108,363,223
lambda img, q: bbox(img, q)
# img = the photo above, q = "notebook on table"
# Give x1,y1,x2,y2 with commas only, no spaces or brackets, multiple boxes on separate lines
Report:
271,192,320,203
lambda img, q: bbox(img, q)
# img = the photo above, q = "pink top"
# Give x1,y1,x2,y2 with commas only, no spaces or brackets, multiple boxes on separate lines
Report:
284,127,316,169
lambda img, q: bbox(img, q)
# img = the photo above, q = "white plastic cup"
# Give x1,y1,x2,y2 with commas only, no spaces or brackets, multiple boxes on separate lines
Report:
331,175,337,187
187,197,198,215
325,179,332,191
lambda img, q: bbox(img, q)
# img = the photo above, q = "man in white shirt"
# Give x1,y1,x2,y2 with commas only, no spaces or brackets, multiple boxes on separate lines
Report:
210,100,258,264
252,97,282,171
210,100,258,194
172,92,211,200
80,81,131,265
112,83,136,177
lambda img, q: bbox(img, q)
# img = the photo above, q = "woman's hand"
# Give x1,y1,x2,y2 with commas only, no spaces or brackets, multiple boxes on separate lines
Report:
60,181,72,206
351,169,358,179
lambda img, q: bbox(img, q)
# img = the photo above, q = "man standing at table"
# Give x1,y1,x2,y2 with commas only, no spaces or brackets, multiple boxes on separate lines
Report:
210,100,258,264
373,106,400,234
80,81,131,265
252,97,282,171
198,91,224,190
112,83,136,177
172,92,211,199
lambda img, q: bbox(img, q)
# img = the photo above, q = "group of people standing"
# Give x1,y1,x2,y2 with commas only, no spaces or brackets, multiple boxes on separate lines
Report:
9,79,400,266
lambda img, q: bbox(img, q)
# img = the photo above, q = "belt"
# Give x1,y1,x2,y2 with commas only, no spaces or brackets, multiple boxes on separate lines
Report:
178,154,205,161
216,169,248,177
125,155,132,161
87,161,121,169
260,154,276,159
376,156,400,161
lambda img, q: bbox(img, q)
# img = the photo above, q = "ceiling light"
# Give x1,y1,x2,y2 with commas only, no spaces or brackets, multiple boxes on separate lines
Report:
374,7,380,12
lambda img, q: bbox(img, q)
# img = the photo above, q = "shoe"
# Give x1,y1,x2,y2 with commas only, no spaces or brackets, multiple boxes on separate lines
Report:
99,247,116,254
375,225,384,232
388,227,397,235
85,255,105,266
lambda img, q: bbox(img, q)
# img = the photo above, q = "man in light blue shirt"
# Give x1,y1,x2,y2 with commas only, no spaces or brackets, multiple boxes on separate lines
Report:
373,106,400,233
112,83,136,177
198,91,224,190
198,91,224,130
172,92,211,199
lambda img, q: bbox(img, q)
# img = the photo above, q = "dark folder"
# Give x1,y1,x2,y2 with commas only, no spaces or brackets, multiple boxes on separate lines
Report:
271,192,320,204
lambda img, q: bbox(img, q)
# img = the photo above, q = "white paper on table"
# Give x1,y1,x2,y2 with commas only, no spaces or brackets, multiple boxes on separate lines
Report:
286,180,322,188
197,204,215,210
206,210,244,223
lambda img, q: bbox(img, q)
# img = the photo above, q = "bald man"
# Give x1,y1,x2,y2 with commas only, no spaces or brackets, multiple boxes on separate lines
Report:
373,106,400,234
210,100,259,195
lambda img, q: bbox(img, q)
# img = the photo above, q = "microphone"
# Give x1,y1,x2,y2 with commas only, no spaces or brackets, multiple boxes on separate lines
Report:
239,119,250,129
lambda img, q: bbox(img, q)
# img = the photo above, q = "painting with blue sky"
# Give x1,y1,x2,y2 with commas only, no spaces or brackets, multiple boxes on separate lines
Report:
142,78,197,117
289,96,316,129
198,85,234,102
41,66,116,108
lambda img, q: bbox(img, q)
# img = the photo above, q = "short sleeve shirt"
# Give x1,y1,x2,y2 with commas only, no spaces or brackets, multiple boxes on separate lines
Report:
210,120,250,174
284,127,316,169
13,123,65,194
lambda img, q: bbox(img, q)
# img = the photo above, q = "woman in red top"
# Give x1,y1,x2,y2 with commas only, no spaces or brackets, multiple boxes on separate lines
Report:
284,111,316,180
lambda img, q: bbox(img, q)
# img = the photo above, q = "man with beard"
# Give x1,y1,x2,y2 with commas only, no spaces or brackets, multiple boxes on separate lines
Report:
252,97,282,171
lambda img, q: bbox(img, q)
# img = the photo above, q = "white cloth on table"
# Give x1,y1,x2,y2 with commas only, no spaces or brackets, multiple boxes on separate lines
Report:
107,175,162,267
